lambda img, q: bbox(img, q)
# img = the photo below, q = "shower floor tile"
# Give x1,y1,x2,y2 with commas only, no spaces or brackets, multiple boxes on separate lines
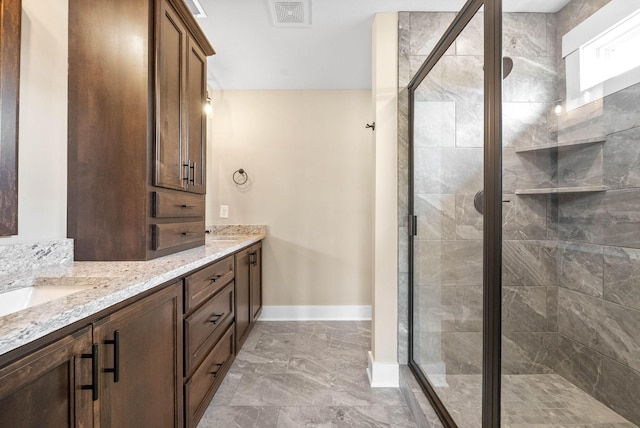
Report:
424,371,637,427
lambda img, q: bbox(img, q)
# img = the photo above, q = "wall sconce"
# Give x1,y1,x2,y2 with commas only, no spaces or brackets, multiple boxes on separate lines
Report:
554,99,563,115
204,94,213,116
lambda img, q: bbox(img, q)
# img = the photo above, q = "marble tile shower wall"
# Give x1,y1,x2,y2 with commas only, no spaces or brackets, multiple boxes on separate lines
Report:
550,1,640,424
499,10,561,376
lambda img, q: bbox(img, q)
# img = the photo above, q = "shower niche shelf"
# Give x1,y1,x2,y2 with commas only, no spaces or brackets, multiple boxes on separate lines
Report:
515,136,606,153
515,186,606,195
514,135,607,196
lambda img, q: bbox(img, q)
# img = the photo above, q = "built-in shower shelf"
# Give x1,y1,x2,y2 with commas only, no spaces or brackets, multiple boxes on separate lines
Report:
515,136,607,153
515,186,607,195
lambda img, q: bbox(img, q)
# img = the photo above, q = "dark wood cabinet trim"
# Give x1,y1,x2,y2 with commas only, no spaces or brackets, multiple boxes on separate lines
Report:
0,0,21,236
165,0,214,56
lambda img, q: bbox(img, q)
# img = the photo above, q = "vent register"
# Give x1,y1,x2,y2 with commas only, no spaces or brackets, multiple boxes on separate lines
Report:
269,0,312,27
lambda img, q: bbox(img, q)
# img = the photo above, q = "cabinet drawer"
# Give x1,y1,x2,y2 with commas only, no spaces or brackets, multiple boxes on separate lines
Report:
185,325,234,428
185,255,234,312
152,221,204,251
185,282,234,377
152,191,204,218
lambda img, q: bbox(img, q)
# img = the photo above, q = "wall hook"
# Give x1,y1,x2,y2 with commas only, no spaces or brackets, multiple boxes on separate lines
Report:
366,122,376,131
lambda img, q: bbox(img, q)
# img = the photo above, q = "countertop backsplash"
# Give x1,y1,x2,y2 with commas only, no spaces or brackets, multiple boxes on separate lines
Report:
0,239,74,286
206,224,267,235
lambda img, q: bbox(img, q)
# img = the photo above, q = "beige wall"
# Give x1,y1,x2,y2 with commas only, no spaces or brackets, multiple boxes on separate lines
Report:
1,4,376,313
207,90,374,306
0,0,68,245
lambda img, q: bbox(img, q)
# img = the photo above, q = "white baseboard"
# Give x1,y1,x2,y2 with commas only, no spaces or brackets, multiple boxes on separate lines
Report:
259,305,371,321
367,351,399,387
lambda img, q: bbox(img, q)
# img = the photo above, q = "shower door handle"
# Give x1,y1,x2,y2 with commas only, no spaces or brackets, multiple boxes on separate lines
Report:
409,215,417,236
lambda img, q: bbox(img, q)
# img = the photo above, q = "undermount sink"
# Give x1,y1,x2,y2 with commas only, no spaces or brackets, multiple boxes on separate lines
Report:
0,278,103,317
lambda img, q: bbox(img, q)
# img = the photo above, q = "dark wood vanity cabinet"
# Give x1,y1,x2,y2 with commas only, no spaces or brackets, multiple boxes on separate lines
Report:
93,283,183,428
235,242,263,350
250,244,263,321
0,242,262,428
0,282,183,428
0,326,94,428
68,0,214,261
183,245,263,427
183,256,236,427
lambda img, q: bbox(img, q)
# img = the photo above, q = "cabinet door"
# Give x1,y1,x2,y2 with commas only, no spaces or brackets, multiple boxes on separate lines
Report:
185,37,207,194
0,326,94,428
156,0,187,191
235,247,252,349
94,283,183,428
250,243,262,321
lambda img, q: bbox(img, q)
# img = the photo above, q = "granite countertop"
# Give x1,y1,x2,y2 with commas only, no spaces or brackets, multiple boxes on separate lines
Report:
0,231,265,357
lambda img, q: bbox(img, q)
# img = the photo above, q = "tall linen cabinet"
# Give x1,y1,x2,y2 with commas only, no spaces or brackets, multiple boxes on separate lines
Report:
68,0,215,261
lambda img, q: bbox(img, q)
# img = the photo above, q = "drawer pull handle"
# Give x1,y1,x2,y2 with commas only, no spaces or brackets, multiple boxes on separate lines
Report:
208,313,225,324
104,330,120,383
81,343,99,401
210,362,225,378
210,274,224,283
181,231,199,236
179,204,197,208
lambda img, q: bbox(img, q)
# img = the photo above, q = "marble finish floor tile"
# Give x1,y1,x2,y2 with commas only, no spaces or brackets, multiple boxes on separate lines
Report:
198,321,415,427
423,373,637,428
198,406,280,428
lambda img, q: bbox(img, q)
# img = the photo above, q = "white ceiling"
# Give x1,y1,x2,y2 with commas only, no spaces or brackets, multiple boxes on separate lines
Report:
197,0,571,90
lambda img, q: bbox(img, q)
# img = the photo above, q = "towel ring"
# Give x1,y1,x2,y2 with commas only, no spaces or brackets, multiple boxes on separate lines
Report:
233,168,248,185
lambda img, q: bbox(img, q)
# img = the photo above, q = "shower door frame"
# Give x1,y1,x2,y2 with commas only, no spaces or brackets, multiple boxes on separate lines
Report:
406,0,504,426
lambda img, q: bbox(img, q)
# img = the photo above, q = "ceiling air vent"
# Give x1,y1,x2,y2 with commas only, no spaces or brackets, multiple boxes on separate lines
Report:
269,0,312,28
184,0,207,19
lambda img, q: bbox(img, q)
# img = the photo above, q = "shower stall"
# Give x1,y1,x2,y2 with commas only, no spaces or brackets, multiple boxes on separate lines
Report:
405,0,640,426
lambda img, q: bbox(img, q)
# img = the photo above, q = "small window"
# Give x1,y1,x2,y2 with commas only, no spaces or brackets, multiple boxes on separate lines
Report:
562,0,640,111
579,9,640,91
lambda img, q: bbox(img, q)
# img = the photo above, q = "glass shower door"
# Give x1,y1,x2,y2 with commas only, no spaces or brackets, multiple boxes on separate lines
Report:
410,8,485,427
